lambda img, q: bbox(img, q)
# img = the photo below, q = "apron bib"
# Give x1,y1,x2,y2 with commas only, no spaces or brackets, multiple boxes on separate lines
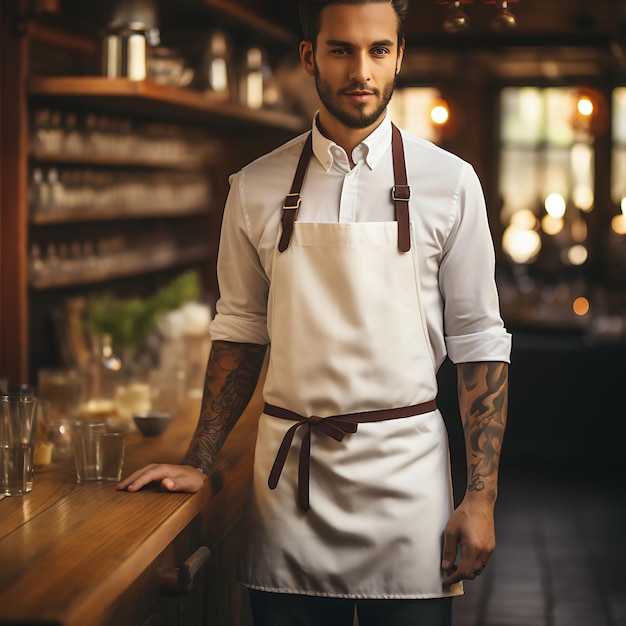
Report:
238,126,463,599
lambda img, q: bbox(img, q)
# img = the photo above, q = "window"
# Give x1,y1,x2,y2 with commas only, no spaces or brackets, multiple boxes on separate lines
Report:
611,87,626,235
497,86,598,328
389,87,450,144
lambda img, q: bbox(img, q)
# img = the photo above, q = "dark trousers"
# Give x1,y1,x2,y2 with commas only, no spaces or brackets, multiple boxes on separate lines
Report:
248,589,453,626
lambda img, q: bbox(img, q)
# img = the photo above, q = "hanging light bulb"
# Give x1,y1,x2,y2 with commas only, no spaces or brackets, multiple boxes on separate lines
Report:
491,0,517,33
438,0,520,34
443,1,470,33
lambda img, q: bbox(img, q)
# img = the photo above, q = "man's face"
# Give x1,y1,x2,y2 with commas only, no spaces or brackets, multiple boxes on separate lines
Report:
301,2,404,131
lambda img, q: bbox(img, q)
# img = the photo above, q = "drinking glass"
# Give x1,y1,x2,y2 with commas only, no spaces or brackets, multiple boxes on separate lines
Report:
73,422,126,482
0,394,38,495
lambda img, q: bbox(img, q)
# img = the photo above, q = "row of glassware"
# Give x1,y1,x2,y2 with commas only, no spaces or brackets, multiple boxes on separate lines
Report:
31,108,220,161
28,235,206,284
0,386,127,495
29,167,211,216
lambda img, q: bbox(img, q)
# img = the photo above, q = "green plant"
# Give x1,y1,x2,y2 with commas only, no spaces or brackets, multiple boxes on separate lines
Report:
85,271,201,353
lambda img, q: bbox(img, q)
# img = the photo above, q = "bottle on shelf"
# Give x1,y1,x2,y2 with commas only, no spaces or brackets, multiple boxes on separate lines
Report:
239,46,266,110
201,30,231,100
29,167,49,214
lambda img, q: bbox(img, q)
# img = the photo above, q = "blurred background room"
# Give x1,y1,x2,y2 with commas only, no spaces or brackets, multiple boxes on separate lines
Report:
1,1,625,624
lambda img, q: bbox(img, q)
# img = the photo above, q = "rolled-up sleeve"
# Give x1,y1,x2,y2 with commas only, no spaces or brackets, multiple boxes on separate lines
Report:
440,164,511,364
209,170,271,345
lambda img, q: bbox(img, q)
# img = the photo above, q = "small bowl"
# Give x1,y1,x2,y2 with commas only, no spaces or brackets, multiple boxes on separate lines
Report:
133,411,171,436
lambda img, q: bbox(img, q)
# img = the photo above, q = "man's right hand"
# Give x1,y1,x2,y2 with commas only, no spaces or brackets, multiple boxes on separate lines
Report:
117,342,266,496
117,464,207,493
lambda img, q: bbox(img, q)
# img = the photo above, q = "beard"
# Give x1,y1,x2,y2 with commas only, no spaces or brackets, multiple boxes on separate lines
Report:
314,66,396,129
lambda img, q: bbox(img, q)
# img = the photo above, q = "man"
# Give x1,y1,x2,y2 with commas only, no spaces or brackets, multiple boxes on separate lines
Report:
119,1,511,624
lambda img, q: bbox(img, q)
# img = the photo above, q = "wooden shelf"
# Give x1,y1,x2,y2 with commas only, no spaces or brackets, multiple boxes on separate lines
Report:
28,77,307,133
30,150,207,170
201,0,297,44
30,206,209,225
2,0,305,384
30,245,209,291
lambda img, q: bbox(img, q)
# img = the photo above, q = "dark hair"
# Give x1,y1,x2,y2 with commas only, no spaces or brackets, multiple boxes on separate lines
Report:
299,0,409,44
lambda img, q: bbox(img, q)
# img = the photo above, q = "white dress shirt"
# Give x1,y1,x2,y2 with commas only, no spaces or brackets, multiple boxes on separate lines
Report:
210,111,511,368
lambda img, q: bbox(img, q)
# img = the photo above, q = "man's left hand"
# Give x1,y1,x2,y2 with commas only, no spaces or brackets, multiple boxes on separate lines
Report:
441,497,496,587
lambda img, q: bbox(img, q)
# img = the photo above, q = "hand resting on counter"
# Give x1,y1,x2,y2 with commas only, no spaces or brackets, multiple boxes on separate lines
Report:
118,463,207,493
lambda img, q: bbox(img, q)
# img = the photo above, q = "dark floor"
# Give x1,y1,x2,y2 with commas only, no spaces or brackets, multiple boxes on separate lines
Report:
451,466,626,626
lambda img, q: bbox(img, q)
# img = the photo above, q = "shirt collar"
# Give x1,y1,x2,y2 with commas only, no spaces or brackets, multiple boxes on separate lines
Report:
310,110,392,172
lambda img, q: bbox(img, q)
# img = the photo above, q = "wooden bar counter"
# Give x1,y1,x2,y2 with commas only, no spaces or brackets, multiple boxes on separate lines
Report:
0,376,264,626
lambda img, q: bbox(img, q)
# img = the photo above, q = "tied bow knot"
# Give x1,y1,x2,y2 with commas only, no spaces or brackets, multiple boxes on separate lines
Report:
268,414,358,511
264,400,437,513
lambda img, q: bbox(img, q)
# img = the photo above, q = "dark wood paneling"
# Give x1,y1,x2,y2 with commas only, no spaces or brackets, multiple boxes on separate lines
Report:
0,0,30,384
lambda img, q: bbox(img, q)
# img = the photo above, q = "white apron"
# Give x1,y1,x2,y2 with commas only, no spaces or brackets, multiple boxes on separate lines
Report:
238,126,463,599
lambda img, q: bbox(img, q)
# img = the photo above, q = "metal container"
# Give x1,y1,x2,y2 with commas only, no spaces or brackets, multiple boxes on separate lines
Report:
103,22,148,81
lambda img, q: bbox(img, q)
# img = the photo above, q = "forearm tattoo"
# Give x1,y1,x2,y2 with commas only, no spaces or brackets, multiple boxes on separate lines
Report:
182,341,266,474
457,362,509,499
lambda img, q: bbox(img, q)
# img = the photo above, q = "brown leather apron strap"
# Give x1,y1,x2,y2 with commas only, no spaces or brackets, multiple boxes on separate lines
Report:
278,132,313,252
278,124,412,253
265,399,437,512
391,123,411,252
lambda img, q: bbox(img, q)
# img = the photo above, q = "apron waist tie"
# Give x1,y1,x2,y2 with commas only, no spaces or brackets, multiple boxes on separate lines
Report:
265,400,437,512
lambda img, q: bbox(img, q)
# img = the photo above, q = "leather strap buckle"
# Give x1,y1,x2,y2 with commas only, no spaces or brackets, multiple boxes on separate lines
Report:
283,193,302,210
392,184,411,201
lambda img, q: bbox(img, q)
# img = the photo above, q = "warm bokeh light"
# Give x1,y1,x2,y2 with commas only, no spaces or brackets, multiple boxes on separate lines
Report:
572,296,590,316
611,199,626,235
510,209,538,230
573,184,594,212
612,214,626,235
577,96,594,117
541,215,564,235
389,87,444,142
430,102,450,125
545,192,566,218
567,244,588,265
502,224,541,264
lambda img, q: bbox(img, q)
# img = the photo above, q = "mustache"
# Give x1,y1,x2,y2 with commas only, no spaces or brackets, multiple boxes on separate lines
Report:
340,83,379,95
